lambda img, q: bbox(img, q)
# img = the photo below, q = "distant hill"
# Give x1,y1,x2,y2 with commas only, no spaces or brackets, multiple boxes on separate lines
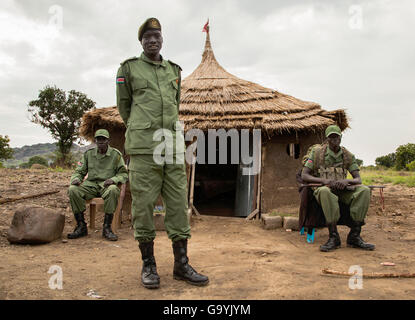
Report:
4,143,92,167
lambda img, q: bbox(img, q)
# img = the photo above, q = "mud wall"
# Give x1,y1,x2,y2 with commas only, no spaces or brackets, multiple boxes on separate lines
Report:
107,129,132,223
260,131,324,213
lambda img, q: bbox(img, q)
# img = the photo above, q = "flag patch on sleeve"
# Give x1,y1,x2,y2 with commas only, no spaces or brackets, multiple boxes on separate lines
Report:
116,77,125,84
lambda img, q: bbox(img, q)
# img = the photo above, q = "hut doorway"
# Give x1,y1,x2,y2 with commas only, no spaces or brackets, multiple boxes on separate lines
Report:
190,131,259,218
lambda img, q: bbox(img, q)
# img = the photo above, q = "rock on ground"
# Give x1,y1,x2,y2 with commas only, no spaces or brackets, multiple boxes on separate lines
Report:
261,214,283,230
7,206,65,244
283,216,300,231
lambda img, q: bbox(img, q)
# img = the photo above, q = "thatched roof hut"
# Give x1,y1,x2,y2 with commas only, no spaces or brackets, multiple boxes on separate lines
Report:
80,26,349,219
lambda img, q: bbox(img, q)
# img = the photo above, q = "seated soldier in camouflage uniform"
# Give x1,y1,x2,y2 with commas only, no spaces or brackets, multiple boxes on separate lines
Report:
67,129,128,241
301,125,375,252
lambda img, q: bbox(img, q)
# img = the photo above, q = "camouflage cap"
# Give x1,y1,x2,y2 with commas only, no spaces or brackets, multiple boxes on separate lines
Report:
138,17,161,41
94,129,110,139
325,125,342,138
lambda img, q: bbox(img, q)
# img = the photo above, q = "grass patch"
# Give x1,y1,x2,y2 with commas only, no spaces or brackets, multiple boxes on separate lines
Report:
268,210,292,217
358,168,415,188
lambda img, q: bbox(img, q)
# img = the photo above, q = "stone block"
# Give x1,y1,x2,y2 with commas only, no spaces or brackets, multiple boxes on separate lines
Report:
7,206,65,244
261,214,283,230
283,216,300,231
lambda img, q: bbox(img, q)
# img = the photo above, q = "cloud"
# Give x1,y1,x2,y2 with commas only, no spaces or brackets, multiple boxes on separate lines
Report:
0,0,414,165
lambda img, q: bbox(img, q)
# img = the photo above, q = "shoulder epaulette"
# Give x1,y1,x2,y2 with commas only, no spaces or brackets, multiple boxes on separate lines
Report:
168,60,182,71
111,147,123,156
120,56,139,66
83,147,95,157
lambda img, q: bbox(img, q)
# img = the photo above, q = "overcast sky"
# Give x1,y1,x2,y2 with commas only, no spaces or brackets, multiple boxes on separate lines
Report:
0,0,414,165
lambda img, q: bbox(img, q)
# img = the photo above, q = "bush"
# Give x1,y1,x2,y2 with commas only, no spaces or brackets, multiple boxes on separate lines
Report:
49,150,77,169
407,160,415,172
28,155,49,167
395,143,415,170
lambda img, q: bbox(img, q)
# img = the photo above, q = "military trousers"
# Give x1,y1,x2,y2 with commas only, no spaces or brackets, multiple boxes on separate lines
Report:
129,154,190,243
68,181,120,215
313,186,370,224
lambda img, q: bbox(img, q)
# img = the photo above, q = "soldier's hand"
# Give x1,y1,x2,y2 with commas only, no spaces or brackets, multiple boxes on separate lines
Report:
331,180,348,190
104,179,114,187
71,179,81,186
335,180,349,190
325,179,336,188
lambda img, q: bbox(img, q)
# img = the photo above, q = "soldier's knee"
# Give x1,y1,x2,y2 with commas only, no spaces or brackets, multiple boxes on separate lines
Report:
68,185,80,196
357,185,370,196
107,184,120,195
318,186,332,195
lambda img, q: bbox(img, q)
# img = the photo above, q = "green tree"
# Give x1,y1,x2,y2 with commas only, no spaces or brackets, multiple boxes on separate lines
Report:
0,135,14,164
375,153,396,168
28,85,95,167
28,155,49,167
356,158,363,167
395,143,415,170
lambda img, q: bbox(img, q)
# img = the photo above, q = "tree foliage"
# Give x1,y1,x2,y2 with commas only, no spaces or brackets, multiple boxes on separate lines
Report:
407,160,415,172
20,155,49,168
395,143,415,170
0,135,14,161
375,153,396,168
28,155,49,167
28,85,95,166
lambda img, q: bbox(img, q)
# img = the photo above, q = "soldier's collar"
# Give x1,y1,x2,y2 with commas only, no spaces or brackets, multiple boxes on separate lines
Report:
94,146,111,157
327,146,343,158
140,52,167,68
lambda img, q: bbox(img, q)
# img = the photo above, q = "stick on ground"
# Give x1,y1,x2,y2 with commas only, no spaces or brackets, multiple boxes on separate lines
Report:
322,268,415,279
0,190,60,204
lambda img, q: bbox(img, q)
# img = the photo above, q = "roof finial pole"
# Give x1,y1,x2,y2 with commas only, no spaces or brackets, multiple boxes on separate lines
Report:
202,19,215,62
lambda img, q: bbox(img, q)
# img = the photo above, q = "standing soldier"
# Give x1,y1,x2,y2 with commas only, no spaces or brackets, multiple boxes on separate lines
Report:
301,125,375,252
116,18,208,289
68,129,128,241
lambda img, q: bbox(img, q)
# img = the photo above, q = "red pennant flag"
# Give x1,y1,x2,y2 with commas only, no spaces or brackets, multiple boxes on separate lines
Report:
202,19,209,33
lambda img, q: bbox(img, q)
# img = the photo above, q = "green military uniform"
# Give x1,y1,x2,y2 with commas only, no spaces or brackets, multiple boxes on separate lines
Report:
304,145,370,223
116,52,190,243
68,146,128,215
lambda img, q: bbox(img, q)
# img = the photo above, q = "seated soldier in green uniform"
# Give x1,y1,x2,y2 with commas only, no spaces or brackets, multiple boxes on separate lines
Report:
301,125,375,252
67,129,128,241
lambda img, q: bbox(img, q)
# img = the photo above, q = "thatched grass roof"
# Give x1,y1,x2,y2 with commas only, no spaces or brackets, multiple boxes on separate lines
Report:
80,106,123,141
179,30,348,134
80,28,348,141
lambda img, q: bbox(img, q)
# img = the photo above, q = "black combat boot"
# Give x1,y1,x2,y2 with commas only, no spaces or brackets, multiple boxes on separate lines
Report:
67,212,88,239
102,213,118,241
172,239,209,286
320,223,341,252
138,241,160,289
347,221,375,250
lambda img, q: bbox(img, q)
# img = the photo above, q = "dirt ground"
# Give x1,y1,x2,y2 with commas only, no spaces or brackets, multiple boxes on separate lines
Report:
1,168,415,300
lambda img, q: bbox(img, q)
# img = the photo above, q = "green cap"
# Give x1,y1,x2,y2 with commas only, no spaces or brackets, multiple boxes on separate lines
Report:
138,17,161,41
325,125,342,138
94,129,110,139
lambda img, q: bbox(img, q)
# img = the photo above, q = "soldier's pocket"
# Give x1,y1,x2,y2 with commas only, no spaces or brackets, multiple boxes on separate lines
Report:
131,78,148,102
132,78,148,91
126,121,154,146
